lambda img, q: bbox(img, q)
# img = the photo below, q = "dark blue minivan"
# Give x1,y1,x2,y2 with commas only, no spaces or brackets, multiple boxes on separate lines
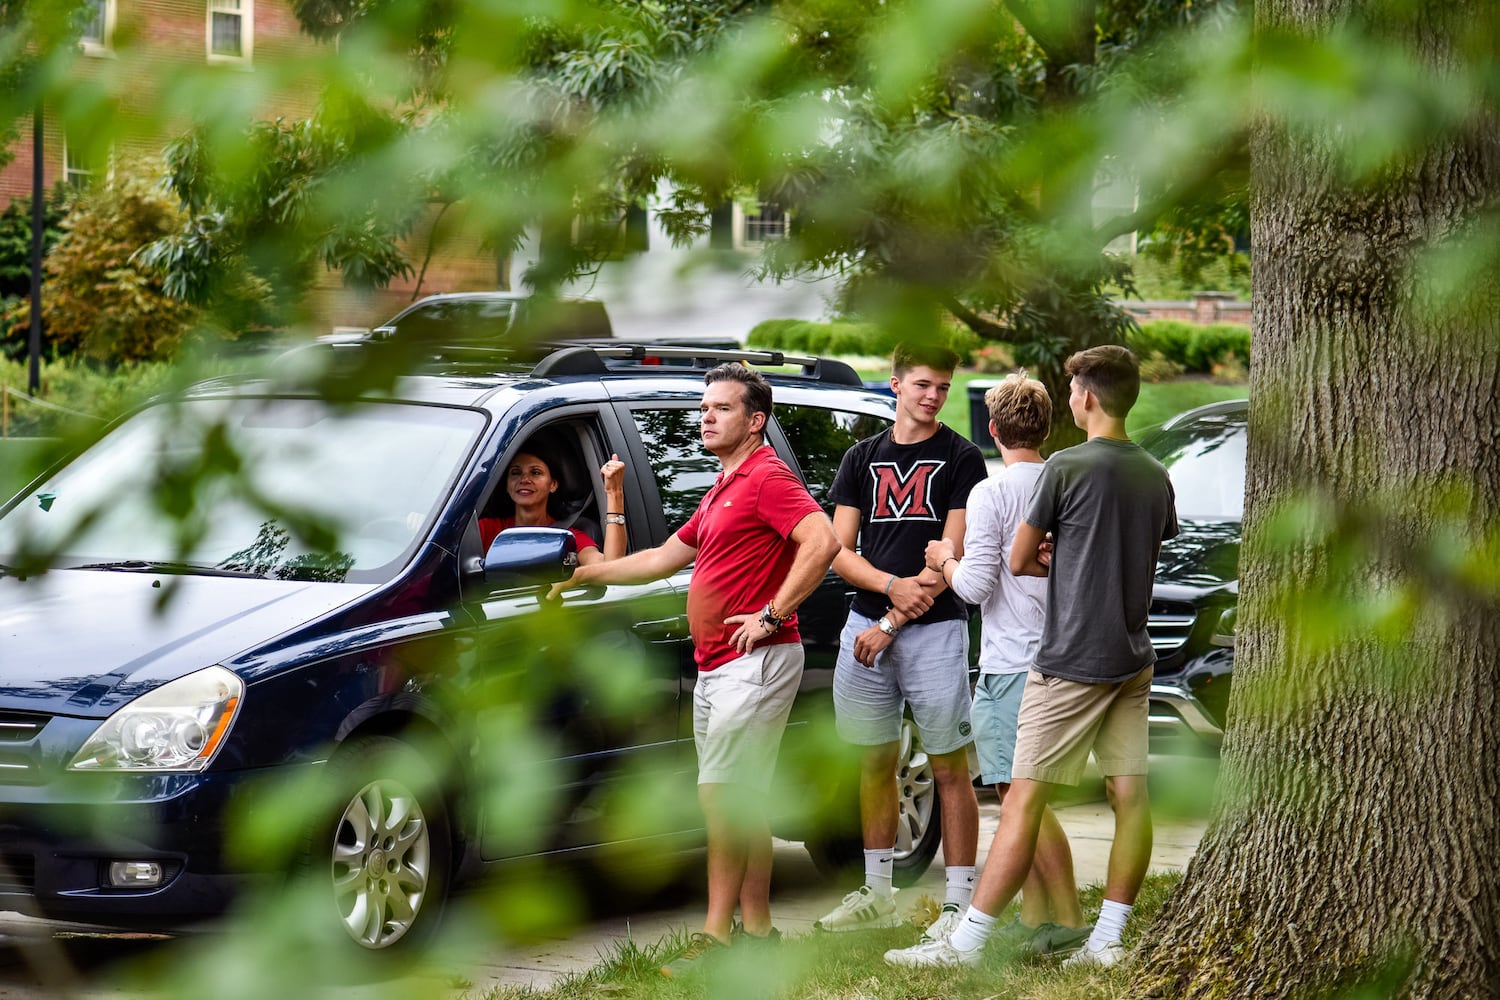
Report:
0,346,941,952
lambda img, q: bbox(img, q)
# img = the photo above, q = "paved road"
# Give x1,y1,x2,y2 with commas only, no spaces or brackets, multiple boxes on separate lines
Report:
0,766,1215,999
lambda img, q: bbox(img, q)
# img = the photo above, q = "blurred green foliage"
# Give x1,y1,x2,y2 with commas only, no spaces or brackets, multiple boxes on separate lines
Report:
3,0,1499,995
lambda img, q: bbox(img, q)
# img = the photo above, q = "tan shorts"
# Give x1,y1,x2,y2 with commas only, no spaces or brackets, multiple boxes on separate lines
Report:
693,642,804,790
1011,665,1152,786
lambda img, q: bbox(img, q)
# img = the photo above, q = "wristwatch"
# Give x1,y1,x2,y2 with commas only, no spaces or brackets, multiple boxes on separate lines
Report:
877,616,899,637
760,601,789,632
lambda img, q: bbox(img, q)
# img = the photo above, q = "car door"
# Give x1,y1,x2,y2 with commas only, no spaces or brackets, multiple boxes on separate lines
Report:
609,394,717,751
466,404,693,860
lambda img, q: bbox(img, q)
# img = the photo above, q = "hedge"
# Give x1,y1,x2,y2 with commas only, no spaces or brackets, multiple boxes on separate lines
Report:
745,318,981,360
1127,320,1249,373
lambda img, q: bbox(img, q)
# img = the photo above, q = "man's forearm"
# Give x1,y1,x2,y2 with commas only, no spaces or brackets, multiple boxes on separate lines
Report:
575,542,688,587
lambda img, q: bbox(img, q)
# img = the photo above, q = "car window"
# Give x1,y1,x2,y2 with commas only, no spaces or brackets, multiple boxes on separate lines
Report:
1144,413,1246,521
0,397,485,582
774,404,892,513
628,407,718,529
395,299,515,343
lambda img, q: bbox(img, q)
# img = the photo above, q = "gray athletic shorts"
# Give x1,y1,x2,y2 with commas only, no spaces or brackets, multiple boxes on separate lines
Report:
694,642,804,789
972,671,1027,786
833,611,973,754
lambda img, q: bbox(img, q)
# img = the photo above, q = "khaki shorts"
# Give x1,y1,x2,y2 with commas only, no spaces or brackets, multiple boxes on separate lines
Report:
693,642,804,790
1011,665,1152,786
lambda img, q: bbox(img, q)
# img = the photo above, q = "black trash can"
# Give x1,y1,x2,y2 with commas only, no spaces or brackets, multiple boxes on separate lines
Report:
966,379,1000,455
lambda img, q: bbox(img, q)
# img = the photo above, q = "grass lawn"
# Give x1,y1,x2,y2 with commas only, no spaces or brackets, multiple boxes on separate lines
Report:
482,871,1183,1000
854,367,1247,444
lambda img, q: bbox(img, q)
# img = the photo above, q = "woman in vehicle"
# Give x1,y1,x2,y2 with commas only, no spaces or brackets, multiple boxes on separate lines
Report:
478,446,627,565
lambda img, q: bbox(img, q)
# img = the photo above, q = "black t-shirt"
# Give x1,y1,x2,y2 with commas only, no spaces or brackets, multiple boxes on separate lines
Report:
829,424,989,624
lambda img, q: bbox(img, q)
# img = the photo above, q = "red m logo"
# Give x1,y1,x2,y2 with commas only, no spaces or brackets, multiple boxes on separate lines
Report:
870,461,946,520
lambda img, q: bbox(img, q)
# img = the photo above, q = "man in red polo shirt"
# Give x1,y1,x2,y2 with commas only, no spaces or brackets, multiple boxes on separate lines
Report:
561,363,840,976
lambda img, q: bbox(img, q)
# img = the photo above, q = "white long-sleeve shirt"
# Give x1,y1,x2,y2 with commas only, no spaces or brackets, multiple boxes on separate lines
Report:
949,461,1047,675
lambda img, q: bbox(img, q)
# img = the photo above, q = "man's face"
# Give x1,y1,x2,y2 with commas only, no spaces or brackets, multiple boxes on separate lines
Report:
891,365,952,426
1068,376,1090,429
699,380,763,456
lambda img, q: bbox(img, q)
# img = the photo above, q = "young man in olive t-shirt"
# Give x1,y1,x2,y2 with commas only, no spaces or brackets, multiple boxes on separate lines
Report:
886,345,1178,970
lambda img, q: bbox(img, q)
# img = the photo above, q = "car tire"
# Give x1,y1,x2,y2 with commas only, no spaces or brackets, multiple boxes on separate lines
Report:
315,734,452,954
805,718,942,887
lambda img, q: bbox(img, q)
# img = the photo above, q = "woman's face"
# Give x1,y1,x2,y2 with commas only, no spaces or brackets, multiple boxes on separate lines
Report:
506,452,557,514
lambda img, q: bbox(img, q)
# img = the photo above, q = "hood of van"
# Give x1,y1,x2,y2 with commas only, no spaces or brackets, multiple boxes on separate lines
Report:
0,569,367,716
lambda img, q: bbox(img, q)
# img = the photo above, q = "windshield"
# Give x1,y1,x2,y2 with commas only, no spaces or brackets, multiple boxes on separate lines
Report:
0,397,485,582
1142,410,1246,522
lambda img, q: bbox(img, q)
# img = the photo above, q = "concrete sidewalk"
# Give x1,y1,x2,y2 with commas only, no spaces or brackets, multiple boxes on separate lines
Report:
457,789,1210,992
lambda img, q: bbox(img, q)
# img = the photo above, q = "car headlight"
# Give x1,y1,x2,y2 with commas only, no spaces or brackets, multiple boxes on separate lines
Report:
69,666,244,772
1210,605,1238,648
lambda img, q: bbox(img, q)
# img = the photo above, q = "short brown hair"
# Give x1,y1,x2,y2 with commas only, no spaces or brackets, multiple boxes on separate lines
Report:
1065,345,1140,418
703,362,773,418
892,342,961,379
985,372,1051,449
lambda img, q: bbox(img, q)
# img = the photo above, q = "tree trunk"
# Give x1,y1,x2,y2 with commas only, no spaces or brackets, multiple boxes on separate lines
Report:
1132,3,1500,998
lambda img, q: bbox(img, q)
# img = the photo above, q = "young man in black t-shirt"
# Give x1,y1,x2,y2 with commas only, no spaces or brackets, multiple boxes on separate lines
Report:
813,343,988,942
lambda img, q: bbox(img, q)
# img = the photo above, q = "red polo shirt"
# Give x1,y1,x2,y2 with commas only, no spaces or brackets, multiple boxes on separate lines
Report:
676,445,824,672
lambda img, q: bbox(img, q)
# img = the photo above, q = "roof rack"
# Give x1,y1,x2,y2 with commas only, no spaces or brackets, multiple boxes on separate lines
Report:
530,343,864,387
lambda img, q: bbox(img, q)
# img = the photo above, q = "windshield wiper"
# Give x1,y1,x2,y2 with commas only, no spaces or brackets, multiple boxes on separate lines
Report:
71,560,266,579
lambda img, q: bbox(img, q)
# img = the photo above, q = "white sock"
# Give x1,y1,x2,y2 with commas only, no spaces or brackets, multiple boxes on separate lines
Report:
864,848,895,897
1087,899,1133,950
943,865,976,910
946,905,997,953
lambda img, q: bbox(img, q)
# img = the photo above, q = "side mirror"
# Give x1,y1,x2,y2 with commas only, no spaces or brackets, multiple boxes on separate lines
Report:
482,527,578,588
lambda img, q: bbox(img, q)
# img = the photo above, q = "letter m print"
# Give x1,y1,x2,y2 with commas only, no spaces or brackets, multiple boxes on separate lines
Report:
869,461,945,522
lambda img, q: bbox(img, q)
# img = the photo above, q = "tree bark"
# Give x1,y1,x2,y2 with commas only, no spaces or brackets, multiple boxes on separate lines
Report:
1132,3,1500,998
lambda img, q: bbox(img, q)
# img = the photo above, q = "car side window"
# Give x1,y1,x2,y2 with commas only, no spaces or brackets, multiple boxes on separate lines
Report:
774,404,892,513
397,300,515,342
628,407,719,529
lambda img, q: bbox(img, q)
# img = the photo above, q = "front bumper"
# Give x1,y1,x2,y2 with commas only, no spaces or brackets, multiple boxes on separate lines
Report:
1148,679,1224,753
0,762,317,928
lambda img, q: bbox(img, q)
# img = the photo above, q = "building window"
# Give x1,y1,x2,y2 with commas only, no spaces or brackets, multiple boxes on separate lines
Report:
207,0,253,63
740,201,790,246
80,0,114,53
64,140,96,190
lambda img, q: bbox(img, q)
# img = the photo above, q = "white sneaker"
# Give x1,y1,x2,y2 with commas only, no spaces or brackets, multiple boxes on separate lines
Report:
813,886,901,932
885,935,981,968
1061,941,1127,968
921,905,963,942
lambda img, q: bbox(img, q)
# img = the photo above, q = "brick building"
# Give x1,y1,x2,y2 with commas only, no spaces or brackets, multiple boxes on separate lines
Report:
0,0,506,332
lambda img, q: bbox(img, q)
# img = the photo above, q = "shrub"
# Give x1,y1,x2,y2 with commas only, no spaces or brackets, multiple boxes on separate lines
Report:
972,342,1017,373
32,161,205,364
1139,351,1186,382
1186,323,1251,372
0,182,70,301
1127,319,1249,374
747,318,979,362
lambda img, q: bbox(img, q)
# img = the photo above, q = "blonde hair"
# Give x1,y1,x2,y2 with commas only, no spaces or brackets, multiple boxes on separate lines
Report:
984,371,1051,449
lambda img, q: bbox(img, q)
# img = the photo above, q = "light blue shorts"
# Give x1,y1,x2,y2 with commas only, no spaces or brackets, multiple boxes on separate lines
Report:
971,671,1027,786
833,611,973,754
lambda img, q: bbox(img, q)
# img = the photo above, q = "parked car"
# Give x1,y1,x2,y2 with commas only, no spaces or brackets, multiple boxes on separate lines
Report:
1140,399,1245,754
0,344,942,953
373,291,615,344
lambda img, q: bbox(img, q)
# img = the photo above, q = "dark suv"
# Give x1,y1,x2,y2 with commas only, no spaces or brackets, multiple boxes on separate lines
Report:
0,345,927,952
1141,399,1245,753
